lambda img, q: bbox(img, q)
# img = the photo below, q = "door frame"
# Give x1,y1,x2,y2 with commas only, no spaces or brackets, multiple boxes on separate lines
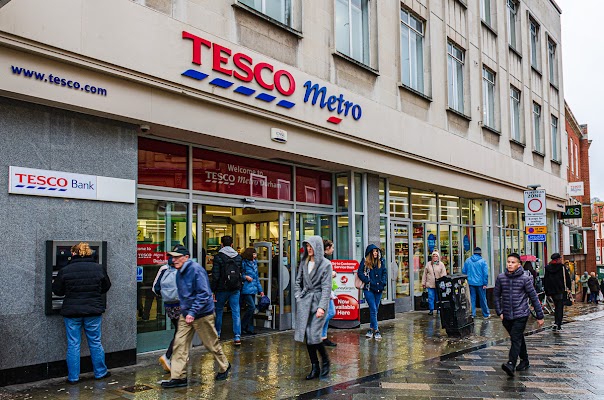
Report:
390,220,414,312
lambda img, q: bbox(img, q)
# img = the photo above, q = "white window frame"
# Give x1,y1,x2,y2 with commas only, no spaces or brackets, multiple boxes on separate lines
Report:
336,0,370,65
551,115,559,161
570,138,575,174
530,18,540,70
447,42,465,114
482,66,496,129
481,0,492,26
510,86,521,142
575,142,579,174
400,8,425,93
533,102,542,153
548,39,557,84
507,0,518,49
238,0,292,26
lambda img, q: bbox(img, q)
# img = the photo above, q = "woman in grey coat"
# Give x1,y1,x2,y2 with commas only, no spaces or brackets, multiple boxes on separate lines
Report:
294,236,332,380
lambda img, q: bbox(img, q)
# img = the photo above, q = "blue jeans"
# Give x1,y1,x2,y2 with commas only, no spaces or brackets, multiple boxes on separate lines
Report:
240,293,256,332
589,292,598,303
63,316,108,382
321,299,336,338
469,285,490,318
363,290,382,331
427,288,437,311
215,290,241,340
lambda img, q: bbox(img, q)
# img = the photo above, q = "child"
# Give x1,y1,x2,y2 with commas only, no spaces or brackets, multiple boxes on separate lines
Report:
493,253,544,377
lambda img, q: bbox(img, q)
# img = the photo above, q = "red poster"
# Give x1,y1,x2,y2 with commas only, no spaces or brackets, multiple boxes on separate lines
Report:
331,260,360,321
137,244,168,266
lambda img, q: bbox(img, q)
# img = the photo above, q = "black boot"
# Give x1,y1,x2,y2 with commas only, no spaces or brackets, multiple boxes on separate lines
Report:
320,359,330,377
305,363,320,380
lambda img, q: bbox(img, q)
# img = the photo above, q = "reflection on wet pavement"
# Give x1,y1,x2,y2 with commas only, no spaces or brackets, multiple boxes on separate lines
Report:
1,303,601,399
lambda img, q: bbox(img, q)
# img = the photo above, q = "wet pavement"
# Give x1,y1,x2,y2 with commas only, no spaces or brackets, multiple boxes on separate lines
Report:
1,303,602,400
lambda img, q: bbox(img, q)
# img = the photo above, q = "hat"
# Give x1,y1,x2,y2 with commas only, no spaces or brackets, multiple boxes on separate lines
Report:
168,245,190,257
550,253,562,261
473,247,482,255
431,250,439,257
508,252,521,261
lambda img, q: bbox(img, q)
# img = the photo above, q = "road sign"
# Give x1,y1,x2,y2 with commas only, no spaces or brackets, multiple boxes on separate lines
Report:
527,234,546,242
136,266,143,282
524,189,547,227
526,226,547,234
560,205,582,219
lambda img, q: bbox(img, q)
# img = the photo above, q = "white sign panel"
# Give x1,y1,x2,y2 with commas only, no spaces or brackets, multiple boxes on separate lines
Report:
568,181,585,197
524,189,547,227
9,166,135,203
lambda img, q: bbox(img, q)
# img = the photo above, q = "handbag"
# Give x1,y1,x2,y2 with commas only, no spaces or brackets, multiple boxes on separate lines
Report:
562,268,573,307
420,290,429,309
354,273,365,290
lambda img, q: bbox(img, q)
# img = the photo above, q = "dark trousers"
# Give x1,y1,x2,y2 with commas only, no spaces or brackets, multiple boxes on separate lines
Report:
502,316,528,366
165,318,179,359
552,294,564,327
582,288,588,302
306,343,329,365
240,294,256,332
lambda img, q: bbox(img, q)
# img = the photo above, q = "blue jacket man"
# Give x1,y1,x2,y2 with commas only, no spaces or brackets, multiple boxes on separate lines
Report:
462,247,491,319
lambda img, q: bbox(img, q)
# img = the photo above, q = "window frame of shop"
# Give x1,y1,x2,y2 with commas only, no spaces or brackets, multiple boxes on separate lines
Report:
238,0,293,27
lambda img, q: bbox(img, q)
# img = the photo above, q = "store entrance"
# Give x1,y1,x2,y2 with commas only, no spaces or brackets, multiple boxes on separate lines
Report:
391,222,413,312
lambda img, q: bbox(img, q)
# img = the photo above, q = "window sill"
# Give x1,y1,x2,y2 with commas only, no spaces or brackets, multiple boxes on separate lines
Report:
333,51,379,76
510,138,526,148
232,2,303,38
532,149,545,158
446,107,471,121
531,65,542,76
550,81,559,92
481,20,498,36
551,158,562,165
509,45,522,59
481,124,501,135
398,83,432,102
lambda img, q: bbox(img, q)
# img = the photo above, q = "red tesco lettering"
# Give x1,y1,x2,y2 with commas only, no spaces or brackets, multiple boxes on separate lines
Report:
15,173,67,187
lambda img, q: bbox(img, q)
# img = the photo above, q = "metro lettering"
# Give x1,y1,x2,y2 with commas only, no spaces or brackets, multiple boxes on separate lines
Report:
303,80,363,120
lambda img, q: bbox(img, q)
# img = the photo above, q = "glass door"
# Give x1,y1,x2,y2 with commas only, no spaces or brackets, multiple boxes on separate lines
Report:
391,222,413,311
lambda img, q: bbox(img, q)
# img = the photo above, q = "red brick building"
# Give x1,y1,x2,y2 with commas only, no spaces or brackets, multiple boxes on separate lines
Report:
563,102,595,278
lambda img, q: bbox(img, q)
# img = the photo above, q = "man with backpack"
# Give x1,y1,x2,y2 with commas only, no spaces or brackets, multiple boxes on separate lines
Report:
152,257,181,373
211,236,244,345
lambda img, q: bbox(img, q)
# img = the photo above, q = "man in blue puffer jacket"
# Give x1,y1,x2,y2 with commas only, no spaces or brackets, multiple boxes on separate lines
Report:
462,247,491,319
494,252,544,377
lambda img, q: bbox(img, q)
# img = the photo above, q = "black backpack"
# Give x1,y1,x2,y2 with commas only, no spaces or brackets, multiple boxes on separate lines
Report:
218,253,242,291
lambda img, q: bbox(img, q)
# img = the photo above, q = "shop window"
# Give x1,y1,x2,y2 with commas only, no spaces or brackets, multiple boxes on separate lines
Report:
192,148,292,200
439,195,459,223
296,168,332,205
336,174,349,213
354,173,364,212
336,215,349,258
379,178,386,214
389,184,409,218
138,138,188,189
460,198,471,225
411,189,436,221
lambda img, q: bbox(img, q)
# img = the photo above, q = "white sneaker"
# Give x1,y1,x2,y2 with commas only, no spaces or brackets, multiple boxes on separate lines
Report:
374,331,383,340
365,329,374,338
159,354,171,372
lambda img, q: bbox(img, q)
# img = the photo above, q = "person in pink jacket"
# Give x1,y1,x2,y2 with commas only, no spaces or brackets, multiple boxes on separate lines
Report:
422,250,447,315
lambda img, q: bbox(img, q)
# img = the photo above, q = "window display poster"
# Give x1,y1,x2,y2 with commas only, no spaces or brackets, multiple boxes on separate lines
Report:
332,260,360,321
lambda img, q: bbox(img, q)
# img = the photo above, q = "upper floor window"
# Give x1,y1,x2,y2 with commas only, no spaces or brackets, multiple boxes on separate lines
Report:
548,40,558,84
510,86,521,142
533,102,542,153
336,0,369,65
507,0,519,49
481,0,492,26
575,142,579,173
570,138,575,174
482,67,496,129
239,0,292,26
530,19,540,70
447,42,465,114
400,9,424,93
551,115,560,161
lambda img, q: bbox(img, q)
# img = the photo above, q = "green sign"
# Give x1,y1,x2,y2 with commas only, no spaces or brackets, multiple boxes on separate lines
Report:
560,205,582,219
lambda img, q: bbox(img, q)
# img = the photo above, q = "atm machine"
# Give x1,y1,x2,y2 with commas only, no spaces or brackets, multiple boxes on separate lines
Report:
45,240,107,315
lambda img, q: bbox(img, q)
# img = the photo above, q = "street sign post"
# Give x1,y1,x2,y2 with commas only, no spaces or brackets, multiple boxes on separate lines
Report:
524,189,546,227
526,226,547,234
527,234,546,242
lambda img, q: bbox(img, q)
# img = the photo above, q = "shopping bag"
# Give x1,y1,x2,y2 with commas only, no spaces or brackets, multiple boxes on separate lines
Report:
354,274,365,290
419,290,429,309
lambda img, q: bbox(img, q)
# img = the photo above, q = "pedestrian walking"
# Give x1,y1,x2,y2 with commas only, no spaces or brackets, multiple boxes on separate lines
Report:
240,247,264,335
462,247,491,319
543,253,571,331
494,253,544,377
357,244,388,339
161,245,230,388
294,236,332,380
422,250,447,316
52,242,112,384
587,272,600,304
580,271,589,302
321,240,338,347
152,257,181,373
211,235,243,345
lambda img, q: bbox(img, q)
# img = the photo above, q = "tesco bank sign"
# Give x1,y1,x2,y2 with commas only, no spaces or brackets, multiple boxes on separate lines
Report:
181,31,362,124
9,166,135,203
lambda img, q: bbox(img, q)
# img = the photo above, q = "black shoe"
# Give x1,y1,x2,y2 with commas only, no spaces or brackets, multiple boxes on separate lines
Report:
320,359,330,378
161,378,188,388
215,363,231,381
95,371,111,380
516,359,530,371
557,325,562,331
428,311,433,316
305,363,320,380
66,379,78,385
244,329,257,335
501,362,515,377
323,339,337,347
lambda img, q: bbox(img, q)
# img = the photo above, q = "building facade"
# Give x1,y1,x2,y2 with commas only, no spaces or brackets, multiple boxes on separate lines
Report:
0,0,566,385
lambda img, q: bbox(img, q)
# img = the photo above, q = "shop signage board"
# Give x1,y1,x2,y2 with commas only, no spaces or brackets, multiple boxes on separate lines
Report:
526,226,547,234
568,181,584,196
560,205,582,219
137,244,168,266
527,234,546,243
331,260,360,321
8,166,135,203
523,189,547,227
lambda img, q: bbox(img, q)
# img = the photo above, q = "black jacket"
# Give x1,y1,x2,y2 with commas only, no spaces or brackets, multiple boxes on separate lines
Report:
588,276,600,294
52,257,111,317
543,262,571,297
211,248,243,293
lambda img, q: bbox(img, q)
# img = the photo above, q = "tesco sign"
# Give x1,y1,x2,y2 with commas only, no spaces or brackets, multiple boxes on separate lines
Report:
181,31,362,123
9,166,135,203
